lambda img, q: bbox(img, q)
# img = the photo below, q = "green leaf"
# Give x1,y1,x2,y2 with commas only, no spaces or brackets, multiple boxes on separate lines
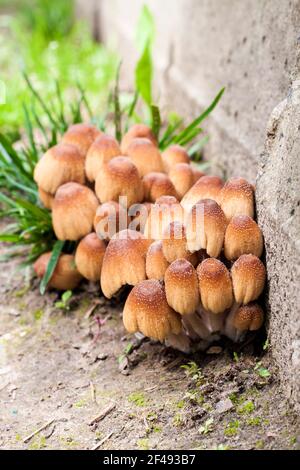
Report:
113,62,122,142
39,240,64,295
135,5,155,52
257,367,271,378
62,290,72,303
151,105,161,138
135,41,152,108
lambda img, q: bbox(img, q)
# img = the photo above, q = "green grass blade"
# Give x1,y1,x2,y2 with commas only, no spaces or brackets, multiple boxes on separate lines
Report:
23,72,59,128
113,62,122,142
135,41,152,108
188,136,209,158
151,105,161,139
40,240,64,295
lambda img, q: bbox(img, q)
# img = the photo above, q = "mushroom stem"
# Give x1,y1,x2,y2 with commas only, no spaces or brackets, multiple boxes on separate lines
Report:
222,301,243,341
197,305,226,334
182,312,211,340
165,331,192,353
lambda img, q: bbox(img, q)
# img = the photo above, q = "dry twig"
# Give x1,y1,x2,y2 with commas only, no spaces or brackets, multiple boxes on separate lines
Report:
23,419,55,443
88,403,116,426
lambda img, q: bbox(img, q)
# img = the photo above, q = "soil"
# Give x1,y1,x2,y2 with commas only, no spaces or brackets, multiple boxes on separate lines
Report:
0,249,299,451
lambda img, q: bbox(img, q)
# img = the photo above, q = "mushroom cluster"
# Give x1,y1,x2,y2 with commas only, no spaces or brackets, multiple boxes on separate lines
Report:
33,122,266,352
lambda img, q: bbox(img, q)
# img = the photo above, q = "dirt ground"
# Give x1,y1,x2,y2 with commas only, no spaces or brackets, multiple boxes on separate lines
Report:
0,250,299,451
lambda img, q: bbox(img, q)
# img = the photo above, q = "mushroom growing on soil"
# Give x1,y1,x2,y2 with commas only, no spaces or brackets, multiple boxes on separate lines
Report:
95,156,144,206
144,195,184,240
143,172,178,202
126,138,164,176
146,240,170,280
224,303,264,342
121,124,157,154
38,187,54,210
165,259,199,315
34,143,85,194
169,163,195,199
34,252,82,290
162,221,198,265
85,134,121,182
181,175,224,211
100,229,151,298
162,144,190,173
219,177,254,221
185,198,227,256
231,254,266,304
75,233,106,281
224,215,263,260
93,201,129,240
62,123,101,157
52,182,98,240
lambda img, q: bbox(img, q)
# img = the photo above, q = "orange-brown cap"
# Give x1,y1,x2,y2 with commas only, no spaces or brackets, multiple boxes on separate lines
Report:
143,196,184,240
52,182,98,240
126,138,164,176
94,201,129,240
165,259,199,315
181,175,223,211
62,123,101,157
224,215,263,260
34,252,82,290
95,156,144,206
75,233,106,281
169,163,195,199
197,258,233,314
162,145,190,173
231,254,266,304
219,177,254,221
233,303,264,331
34,143,85,194
145,240,170,280
123,279,182,342
100,229,150,298
185,199,227,256
143,172,178,202
162,221,198,265
38,187,54,210
121,124,157,154
85,134,121,182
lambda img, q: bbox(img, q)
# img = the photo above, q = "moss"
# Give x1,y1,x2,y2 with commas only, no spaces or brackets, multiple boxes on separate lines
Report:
137,438,150,450
237,400,255,415
15,433,22,442
247,417,262,426
28,435,47,450
175,400,185,409
224,420,240,437
33,309,44,321
14,285,30,297
73,398,87,408
128,392,147,407
173,412,184,427
255,439,265,449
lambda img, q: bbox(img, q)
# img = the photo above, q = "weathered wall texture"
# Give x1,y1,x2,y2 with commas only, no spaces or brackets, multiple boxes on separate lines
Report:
76,0,300,409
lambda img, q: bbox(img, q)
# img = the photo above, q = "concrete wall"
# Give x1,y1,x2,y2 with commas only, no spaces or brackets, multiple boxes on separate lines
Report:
76,0,300,410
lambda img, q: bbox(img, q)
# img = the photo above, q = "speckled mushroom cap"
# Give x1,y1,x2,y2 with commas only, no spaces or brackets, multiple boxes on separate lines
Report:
34,252,82,290
34,143,85,194
100,229,151,298
95,156,144,206
38,187,54,210
181,175,224,211
233,303,264,331
146,240,170,280
231,254,266,304
143,196,184,240
52,182,98,241
169,163,195,199
85,134,121,182
62,123,101,157
121,124,157,154
123,279,182,342
185,198,227,256
197,258,233,314
75,233,106,281
143,172,178,202
219,177,254,221
162,145,190,173
224,215,263,260
162,221,198,265
165,259,200,315
126,138,164,176
93,201,129,240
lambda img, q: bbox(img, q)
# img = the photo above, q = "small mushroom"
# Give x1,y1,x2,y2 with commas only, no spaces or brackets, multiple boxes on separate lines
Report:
93,201,129,240
75,233,106,281
231,254,266,304
224,303,264,342
162,144,190,173
95,156,144,206
126,138,164,176
123,279,182,342
219,177,254,221
181,175,223,211
224,215,263,260
144,195,184,240
143,172,178,202
38,187,54,210
34,143,85,194
169,163,195,199
165,259,199,315
85,134,121,182
162,221,198,265
146,240,170,280
52,182,98,240
34,252,82,290
121,124,157,154
62,123,101,157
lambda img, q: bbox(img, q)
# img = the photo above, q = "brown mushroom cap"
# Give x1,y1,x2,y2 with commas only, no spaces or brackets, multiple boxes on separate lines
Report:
197,258,233,314
129,202,153,232
143,172,178,202
146,240,170,280
75,233,106,281
224,215,263,260
186,198,227,256
231,254,266,304
94,201,129,240
62,123,101,157
181,175,224,211
165,259,199,315
123,279,182,342
233,303,264,331
162,221,198,265
126,138,164,176
34,143,85,194
34,252,82,290
52,182,98,241
121,124,157,154
85,134,121,182
95,156,144,206
38,187,54,210
219,177,254,221
169,163,195,199
143,196,184,240
162,145,190,173
100,229,150,298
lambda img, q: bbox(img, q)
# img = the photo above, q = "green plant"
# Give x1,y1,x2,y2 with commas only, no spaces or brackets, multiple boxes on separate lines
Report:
224,420,240,437
54,290,73,311
128,392,147,407
181,361,205,385
199,418,214,435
